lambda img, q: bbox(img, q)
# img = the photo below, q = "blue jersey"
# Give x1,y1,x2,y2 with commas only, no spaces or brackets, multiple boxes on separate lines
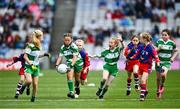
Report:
139,44,159,65
79,48,90,68
12,54,25,68
124,42,143,60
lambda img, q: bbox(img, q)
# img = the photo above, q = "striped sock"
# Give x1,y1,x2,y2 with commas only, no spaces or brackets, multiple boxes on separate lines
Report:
140,84,146,97
16,82,23,95
127,78,132,90
134,73,139,86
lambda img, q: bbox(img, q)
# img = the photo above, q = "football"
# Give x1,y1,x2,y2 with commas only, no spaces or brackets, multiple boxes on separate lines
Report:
57,64,68,74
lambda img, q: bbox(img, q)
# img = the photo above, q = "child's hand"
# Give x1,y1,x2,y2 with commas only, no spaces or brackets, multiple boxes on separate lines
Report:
83,67,88,74
44,53,51,58
31,65,38,70
6,64,11,67
170,58,174,63
158,46,163,50
117,34,123,42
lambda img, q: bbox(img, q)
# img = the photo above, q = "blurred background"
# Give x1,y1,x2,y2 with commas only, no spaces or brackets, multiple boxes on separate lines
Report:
0,0,180,70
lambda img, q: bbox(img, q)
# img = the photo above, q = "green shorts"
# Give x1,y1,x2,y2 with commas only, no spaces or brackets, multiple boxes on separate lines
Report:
103,64,118,77
156,62,171,70
67,63,83,73
24,65,40,77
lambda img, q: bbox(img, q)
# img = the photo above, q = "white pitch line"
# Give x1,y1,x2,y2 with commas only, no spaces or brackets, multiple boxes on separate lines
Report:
1,98,180,102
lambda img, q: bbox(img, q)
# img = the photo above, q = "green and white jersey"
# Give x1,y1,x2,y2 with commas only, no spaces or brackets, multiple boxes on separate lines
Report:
24,43,41,66
59,43,83,66
155,39,176,65
99,46,122,65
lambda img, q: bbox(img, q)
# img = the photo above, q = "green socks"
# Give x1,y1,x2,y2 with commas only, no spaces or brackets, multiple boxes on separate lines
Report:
68,80,74,93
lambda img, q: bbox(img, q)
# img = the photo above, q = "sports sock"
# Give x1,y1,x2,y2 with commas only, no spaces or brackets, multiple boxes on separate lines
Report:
100,80,105,89
75,80,80,88
140,84,146,97
127,78,132,90
68,80,74,93
134,73,139,86
16,82,23,94
100,87,108,96
161,75,165,86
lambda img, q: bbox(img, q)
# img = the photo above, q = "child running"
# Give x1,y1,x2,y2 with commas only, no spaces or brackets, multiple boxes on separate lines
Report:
91,34,124,99
55,33,83,98
6,54,30,99
75,39,90,85
155,29,179,99
19,30,50,102
137,32,161,101
124,35,143,96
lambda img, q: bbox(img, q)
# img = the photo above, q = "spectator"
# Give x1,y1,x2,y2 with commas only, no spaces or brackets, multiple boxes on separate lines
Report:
5,33,14,48
151,13,160,23
160,13,167,23
95,28,104,46
0,43,9,58
105,10,113,20
99,0,107,8
112,9,125,19
86,32,94,44
14,34,24,49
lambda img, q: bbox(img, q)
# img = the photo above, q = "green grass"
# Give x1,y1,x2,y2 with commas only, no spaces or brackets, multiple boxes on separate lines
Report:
0,70,180,108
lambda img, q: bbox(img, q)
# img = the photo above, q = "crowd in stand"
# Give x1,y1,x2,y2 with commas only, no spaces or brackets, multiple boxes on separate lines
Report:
74,0,180,48
0,0,55,58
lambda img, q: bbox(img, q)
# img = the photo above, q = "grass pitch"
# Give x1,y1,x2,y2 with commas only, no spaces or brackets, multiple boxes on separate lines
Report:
0,70,180,108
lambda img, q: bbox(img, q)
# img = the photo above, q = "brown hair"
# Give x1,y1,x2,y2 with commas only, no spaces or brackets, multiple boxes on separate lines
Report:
64,33,72,38
162,29,171,36
131,35,138,40
140,32,152,42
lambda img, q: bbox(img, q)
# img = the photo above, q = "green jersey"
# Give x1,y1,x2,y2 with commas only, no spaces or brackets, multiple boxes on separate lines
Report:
100,46,122,65
155,39,176,66
59,43,83,66
24,43,41,66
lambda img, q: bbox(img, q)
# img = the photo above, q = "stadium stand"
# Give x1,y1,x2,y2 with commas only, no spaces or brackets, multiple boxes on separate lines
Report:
0,0,55,59
72,0,180,56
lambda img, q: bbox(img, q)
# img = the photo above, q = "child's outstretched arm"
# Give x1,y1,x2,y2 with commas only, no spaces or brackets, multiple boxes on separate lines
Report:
89,54,101,58
6,61,15,67
6,57,20,67
38,53,51,58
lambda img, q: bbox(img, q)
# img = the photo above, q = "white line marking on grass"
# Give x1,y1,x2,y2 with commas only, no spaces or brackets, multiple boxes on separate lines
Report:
1,98,180,102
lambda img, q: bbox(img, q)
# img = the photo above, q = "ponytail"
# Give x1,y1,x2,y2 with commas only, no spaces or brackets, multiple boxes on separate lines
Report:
31,30,43,49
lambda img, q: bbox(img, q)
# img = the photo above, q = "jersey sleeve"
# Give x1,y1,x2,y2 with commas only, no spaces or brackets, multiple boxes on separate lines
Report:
124,47,129,57
12,57,19,63
173,42,176,49
24,45,31,54
72,44,79,56
100,50,106,58
155,40,159,47
59,46,64,57
151,46,160,63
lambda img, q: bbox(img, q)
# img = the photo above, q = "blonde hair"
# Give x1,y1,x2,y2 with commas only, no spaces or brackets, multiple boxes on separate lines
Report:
31,29,43,49
140,32,152,42
111,37,119,46
75,39,84,46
